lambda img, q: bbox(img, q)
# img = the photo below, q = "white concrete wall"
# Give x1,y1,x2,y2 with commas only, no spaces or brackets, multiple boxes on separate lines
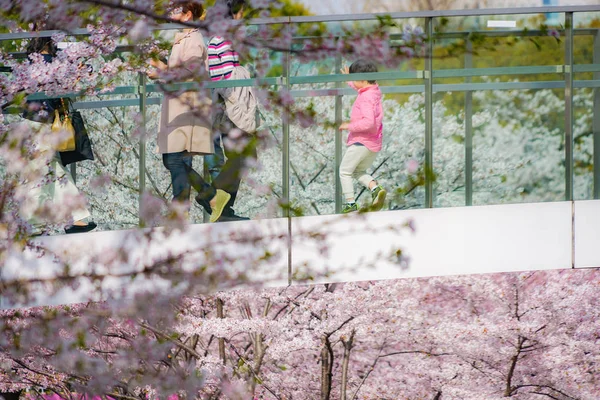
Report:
574,200,600,268
291,201,577,284
2,200,599,308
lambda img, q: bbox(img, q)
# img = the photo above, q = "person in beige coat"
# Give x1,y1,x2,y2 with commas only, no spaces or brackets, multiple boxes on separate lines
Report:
150,2,218,206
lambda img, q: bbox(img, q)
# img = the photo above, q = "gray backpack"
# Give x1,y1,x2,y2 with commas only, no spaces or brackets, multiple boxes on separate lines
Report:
219,65,259,133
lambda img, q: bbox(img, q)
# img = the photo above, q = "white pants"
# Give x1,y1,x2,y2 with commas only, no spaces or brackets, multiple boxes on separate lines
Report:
339,144,377,203
21,121,90,225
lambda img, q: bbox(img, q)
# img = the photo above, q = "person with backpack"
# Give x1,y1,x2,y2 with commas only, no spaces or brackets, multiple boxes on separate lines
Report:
195,0,259,223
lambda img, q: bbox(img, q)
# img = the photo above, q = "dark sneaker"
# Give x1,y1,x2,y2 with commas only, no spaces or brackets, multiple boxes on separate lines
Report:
342,203,358,213
64,221,97,234
195,194,212,214
370,185,387,211
217,213,250,222
210,205,248,222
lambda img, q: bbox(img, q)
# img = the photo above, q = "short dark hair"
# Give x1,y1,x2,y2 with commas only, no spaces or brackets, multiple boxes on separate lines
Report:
349,59,378,84
26,36,57,56
226,0,246,19
179,1,205,20
26,22,58,56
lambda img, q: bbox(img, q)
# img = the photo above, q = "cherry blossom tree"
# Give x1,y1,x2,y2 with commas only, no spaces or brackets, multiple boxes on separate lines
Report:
0,1,591,399
3,268,598,399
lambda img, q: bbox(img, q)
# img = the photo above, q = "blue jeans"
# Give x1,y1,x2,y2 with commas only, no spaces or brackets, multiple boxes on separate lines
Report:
205,134,225,182
162,151,213,203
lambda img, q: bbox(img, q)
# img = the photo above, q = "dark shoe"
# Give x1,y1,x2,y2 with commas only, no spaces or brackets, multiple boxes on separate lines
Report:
217,213,250,222
64,221,97,234
195,194,212,214
221,207,247,218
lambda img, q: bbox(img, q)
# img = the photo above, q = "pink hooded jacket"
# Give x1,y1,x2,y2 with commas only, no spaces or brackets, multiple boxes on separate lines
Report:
346,82,383,152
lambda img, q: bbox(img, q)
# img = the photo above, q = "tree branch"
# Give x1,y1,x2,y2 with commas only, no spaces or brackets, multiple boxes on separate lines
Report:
340,329,355,400
139,322,203,359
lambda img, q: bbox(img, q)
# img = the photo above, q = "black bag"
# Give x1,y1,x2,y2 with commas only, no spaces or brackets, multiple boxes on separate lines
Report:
59,110,94,166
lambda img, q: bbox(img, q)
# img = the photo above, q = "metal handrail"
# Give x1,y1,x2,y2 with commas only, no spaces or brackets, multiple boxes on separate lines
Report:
9,64,600,104
0,5,597,38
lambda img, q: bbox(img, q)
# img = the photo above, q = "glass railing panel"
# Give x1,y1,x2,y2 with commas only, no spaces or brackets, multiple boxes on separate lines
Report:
573,12,600,200
71,69,143,232
433,12,565,68
287,20,354,216
431,30,467,207
3,6,598,231
235,81,285,220
231,31,287,220
472,87,566,205
383,17,428,210
287,17,337,215
432,14,567,207
287,93,336,216
0,40,145,234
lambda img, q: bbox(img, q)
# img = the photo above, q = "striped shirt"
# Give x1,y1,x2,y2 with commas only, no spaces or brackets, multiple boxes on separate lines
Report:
207,36,240,81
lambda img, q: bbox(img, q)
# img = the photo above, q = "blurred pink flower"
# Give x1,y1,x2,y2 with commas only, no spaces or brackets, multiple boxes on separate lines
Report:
406,159,419,174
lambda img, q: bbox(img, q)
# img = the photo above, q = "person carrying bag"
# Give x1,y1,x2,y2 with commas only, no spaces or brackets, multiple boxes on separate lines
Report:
19,33,97,234
55,98,95,166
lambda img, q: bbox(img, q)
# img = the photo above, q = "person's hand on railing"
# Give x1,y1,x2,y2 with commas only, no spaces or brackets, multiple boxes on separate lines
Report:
340,66,349,75
339,122,350,131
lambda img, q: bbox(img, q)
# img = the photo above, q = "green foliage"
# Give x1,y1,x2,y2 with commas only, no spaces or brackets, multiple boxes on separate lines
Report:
272,0,313,17
390,16,600,116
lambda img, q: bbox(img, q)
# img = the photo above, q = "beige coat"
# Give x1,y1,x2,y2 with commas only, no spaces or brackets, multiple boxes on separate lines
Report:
157,29,213,155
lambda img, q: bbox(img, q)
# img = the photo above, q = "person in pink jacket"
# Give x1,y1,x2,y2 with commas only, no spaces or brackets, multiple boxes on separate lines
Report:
339,59,386,213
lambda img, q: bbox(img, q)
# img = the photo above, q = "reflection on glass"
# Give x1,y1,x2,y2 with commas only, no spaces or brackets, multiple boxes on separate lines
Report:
573,12,600,200
2,7,596,232
75,71,143,231
472,88,565,205
431,14,567,207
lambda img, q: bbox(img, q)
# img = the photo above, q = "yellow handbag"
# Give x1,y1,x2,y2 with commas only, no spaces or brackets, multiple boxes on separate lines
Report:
51,99,76,152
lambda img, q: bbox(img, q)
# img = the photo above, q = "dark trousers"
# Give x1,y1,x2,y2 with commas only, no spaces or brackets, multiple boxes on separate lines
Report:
162,151,213,203
209,107,257,211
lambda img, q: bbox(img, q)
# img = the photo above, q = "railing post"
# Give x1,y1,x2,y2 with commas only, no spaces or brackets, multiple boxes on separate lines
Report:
70,163,77,184
593,28,600,199
283,22,292,286
425,17,434,208
565,12,574,201
335,53,343,214
465,38,473,206
282,26,291,219
138,72,147,226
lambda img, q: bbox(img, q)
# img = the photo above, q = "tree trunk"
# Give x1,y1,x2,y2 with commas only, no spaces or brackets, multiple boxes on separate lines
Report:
216,298,226,364
505,336,525,396
320,336,333,400
340,330,356,400
249,333,266,394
